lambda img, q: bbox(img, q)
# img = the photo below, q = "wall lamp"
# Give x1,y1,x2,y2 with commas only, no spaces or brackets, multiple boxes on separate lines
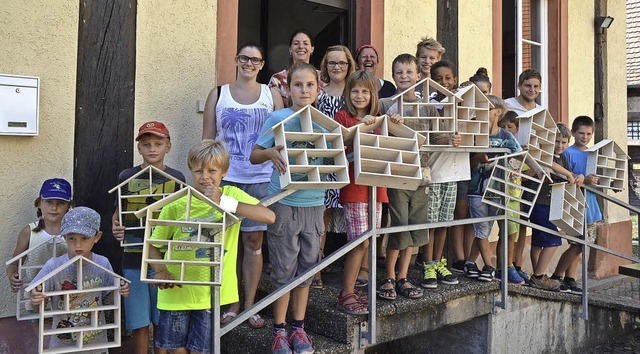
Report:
595,16,614,29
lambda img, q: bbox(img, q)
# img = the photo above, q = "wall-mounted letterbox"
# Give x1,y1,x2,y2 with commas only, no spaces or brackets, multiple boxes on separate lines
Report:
0,74,40,136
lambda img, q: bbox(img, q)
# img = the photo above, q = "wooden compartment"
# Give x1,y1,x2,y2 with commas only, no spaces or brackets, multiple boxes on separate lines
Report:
549,182,586,236
454,85,491,147
586,139,628,191
514,107,557,168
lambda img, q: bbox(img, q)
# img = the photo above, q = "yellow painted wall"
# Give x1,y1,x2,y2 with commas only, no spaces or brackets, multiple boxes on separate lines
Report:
383,0,437,82
135,0,217,181
567,2,595,121
458,0,493,84
0,2,79,317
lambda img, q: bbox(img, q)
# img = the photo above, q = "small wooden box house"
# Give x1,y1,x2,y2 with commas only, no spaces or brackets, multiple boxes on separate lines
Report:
454,84,491,147
514,107,557,168
549,182,586,236
586,139,628,191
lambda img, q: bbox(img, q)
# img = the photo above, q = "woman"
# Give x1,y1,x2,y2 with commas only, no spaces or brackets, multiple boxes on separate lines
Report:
355,44,396,98
202,42,283,329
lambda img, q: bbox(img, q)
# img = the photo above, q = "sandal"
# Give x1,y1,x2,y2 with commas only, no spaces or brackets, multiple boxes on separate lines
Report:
355,267,369,287
220,311,237,325
377,278,396,300
396,278,423,299
354,289,369,306
310,278,324,289
247,314,266,329
338,292,369,315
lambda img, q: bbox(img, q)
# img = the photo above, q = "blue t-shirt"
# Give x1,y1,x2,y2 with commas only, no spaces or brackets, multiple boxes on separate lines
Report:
469,128,522,196
255,108,328,207
562,145,603,224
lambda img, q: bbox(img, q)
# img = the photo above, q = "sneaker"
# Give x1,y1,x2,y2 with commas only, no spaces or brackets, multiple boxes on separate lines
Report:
464,262,481,278
516,269,530,284
529,275,561,291
563,278,583,295
435,258,459,285
552,276,571,293
272,332,292,354
505,266,525,284
289,328,314,354
421,263,438,289
451,260,466,274
478,265,495,282
414,259,425,271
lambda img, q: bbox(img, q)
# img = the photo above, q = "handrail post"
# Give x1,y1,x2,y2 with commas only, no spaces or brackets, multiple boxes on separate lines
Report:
364,186,377,348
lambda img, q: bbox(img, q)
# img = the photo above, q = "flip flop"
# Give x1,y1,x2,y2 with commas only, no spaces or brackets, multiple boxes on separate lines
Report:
247,314,266,329
220,311,237,325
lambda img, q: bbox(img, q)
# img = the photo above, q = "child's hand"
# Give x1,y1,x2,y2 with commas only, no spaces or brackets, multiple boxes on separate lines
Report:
574,174,585,188
152,269,181,290
565,173,576,185
30,285,47,306
8,270,23,292
112,220,125,242
119,280,130,297
202,185,222,204
451,132,462,147
585,174,599,186
388,113,404,125
361,115,377,125
266,145,287,175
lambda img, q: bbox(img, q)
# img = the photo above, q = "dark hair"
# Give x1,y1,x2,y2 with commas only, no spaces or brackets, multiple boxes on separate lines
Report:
320,45,356,83
286,62,319,106
343,70,379,117
391,53,419,73
469,67,491,90
289,29,314,47
518,68,542,85
557,123,571,139
32,197,72,232
430,60,456,79
236,41,265,58
571,115,594,132
499,110,519,129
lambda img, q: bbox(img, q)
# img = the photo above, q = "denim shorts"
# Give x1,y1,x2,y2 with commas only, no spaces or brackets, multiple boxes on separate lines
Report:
123,268,159,330
156,309,211,354
220,180,269,232
468,195,499,240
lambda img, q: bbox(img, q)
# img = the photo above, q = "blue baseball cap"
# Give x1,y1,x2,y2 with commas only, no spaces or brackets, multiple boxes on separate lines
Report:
40,178,73,202
60,207,101,238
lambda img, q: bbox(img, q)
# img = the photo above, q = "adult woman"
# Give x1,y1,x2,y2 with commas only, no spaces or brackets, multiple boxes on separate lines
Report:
202,42,283,329
355,44,396,98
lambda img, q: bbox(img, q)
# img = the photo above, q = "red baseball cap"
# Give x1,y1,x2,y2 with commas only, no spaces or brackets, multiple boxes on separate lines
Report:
136,121,170,141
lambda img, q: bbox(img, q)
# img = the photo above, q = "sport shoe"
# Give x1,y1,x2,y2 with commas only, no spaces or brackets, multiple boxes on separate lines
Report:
451,260,466,274
552,276,571,293
464,262,480,278
529,275,561,291
504,266,525,284
421,263,438,289
478,265,495,282
272,332,292,354
563,278,583,295
289,328,314,354
516,269,530,284
435,258,459,285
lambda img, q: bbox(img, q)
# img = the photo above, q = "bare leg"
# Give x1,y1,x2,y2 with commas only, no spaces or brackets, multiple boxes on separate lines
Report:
514,224,528,267
242,231,263,311
530,246,542,271
273,291,291,325
477,238,494,268
342,240,369,296
464,224,476,261
565,251,582,279
553,244,581,278
291,287,310,321
153,324,166,354
133,326,149,354
358,251,369,280
451,198,469,261
533,247,559,276
433,227,448,261
424,229,435,262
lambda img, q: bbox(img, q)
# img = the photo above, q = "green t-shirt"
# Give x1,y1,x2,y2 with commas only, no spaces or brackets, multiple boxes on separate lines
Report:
150,185,258,310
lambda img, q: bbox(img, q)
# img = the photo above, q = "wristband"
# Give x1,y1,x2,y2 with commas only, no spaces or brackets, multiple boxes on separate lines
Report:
219,195,239,214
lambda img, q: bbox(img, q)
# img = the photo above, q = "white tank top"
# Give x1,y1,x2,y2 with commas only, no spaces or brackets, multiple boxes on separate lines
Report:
25,221,67,280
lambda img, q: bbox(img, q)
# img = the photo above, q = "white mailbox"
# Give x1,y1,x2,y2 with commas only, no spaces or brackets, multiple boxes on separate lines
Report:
0,74,40,136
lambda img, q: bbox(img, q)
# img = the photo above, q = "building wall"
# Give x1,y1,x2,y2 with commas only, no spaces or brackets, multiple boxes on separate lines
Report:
0,1,79,318
458,0,493,83
567,2,595,122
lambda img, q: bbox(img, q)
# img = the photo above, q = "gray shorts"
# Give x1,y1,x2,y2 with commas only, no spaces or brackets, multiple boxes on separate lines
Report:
469,195,500,240
386,186,430,250
267,203,324,287
220,180,269,232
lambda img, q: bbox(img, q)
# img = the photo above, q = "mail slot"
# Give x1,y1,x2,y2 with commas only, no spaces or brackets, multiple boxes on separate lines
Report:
0,74,39,136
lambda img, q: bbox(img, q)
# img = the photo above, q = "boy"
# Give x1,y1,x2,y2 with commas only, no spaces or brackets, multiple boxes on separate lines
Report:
415,37,445,80
112,121,185,354
551,116,601,294
148,140,275,354
529,123,577,290
31,207,130,352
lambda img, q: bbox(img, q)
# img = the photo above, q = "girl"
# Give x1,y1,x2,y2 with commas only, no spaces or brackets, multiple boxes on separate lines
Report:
311,45,355,290
202,42,283,329
469,67,492,95
334,71,405,313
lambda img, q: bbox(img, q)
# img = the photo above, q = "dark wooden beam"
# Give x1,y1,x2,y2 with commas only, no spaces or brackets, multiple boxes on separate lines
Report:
437,0,458,77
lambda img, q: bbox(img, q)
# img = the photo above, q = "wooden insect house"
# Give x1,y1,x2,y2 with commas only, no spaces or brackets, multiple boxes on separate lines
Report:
514,107,557,168
264,105,350,190
549,182,586,236
454,84,491,147
345,115,427,190
586,139,628,191
5,236,67,320
108,165,187,247
136,186,239,286
482,151,551,218
24,255,130,354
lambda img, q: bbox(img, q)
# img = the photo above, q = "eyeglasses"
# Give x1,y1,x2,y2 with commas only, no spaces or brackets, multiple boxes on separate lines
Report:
327,61,348,68
237,55,264,65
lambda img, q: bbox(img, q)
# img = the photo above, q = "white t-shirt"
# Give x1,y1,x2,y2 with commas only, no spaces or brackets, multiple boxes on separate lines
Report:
504,97,540,115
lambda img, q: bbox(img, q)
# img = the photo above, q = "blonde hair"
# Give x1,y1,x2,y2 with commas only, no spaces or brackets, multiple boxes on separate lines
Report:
319,45,356,84
557,123,571,139
188,139,230,172
416,37,445,56
487,95,507,120
343,70,380,117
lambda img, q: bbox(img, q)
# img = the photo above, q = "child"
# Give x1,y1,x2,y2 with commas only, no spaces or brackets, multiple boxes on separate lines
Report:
418,60,467,289
378,54,431,299
111,121,185,353
250,62,325,354
529,123,577,290
465,95,522,282
334,70,403,311
551,116,601,294
30,207,130,352
415,37,445,80
148,140,275,354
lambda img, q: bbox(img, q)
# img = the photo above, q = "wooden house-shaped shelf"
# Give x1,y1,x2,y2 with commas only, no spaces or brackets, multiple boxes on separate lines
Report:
514,107,557,168
549,182,586,236
135,186,239,286
392,78,461,146
5,237,67,321
586,139,628,191
454,84,491,147
482,151,551,218
264,105,349,190
108,165,188,247
24,255,130,354
345,115,427,190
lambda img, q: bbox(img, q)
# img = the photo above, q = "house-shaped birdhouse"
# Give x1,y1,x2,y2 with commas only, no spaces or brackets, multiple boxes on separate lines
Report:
482,151,552,218
5,236,67,321
549,182,586,236
586,139,628,191
108,165,187,247
135,186,239,286
343,115,427,190
24,255,130,354
454,84,491,147
264,105,350,190
514,107,557,168
391,78,461,146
